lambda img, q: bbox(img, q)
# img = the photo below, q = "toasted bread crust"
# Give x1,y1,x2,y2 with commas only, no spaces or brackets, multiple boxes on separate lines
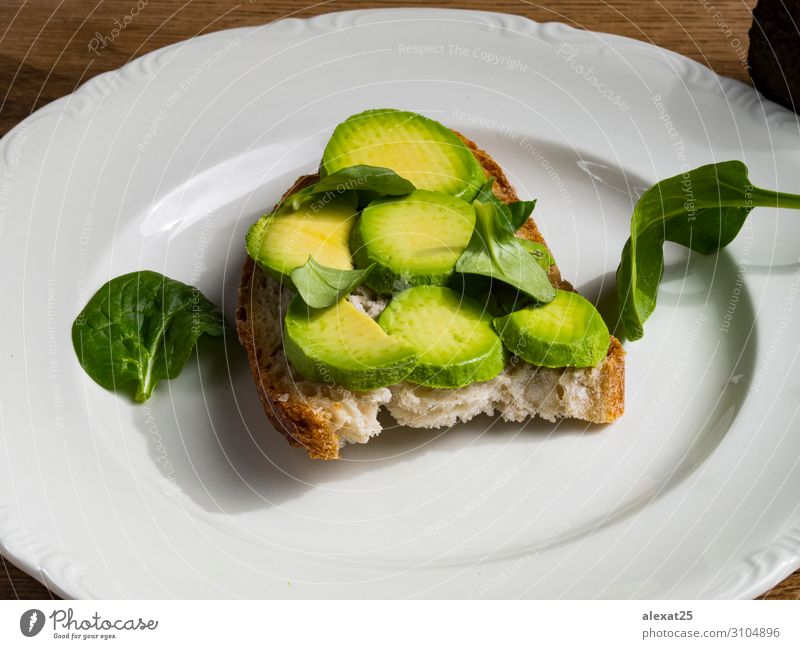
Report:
238,254,343,460
237,131,624,459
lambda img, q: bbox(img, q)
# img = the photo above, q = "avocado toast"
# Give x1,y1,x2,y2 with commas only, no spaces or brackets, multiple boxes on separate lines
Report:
237,109,624,460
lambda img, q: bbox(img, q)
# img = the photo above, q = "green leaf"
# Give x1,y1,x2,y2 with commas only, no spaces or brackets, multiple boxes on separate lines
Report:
616,161,800,340
475,177,537,232
290,257,375,308
506,200,537,230
455,200,556,303
517,238,555,272
283,165,415,211
72,271,225,402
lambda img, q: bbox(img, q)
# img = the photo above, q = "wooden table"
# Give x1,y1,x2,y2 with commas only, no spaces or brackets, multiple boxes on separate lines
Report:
0,0,797,600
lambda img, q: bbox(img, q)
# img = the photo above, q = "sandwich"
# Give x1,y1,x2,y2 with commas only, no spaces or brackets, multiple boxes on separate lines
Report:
237,108,624,460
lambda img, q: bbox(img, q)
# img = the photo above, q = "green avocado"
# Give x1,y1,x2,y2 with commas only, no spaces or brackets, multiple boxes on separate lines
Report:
493,289,610,368
283,296,418,391
377,286,506,388
321,109,486,201
352,190,476,294
246,193,357,283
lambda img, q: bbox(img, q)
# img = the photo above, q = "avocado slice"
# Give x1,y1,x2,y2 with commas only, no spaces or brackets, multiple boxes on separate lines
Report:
377,286,506,388
493,289,610,368
322,109,486,201
283,296,418,391
246,193,357,283
352,189,476,294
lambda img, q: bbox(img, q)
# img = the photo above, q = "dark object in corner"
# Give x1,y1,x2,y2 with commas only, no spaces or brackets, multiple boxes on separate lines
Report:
748,0,800,112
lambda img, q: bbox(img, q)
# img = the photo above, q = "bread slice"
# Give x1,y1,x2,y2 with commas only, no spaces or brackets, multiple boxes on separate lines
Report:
236,132,625,460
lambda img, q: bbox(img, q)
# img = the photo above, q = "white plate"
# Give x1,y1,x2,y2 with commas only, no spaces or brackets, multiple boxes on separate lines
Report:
2,8,800,599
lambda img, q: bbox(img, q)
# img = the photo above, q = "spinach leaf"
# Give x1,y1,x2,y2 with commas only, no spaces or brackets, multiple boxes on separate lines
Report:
617,160,800,340
455,200,556,303
507,199,537,230
290,257,375,308
283,165,415,211
72,271,225,402
518,238,555,271
475,177,537,232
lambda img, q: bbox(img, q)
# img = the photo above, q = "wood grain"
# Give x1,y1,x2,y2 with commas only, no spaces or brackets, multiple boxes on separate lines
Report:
1,0,797,600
